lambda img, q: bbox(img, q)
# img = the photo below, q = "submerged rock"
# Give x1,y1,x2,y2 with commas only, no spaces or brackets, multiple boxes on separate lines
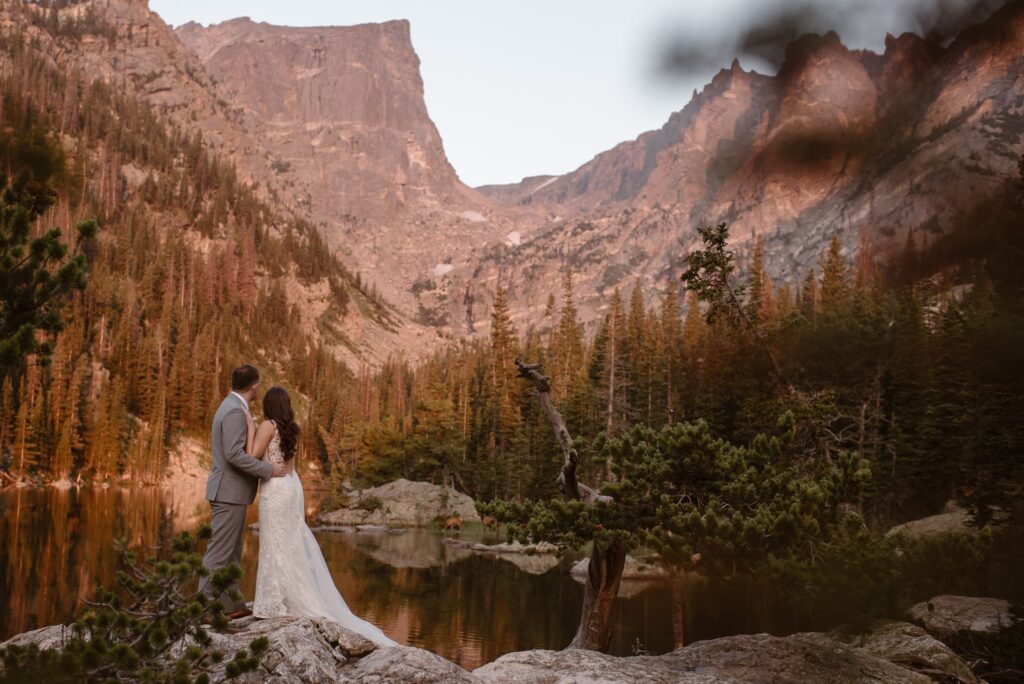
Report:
318,478,479,528
908,595,1021,637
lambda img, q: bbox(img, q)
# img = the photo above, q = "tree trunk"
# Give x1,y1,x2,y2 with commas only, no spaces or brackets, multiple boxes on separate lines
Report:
671,571,687,650
515,359,621,652
569,539,627,651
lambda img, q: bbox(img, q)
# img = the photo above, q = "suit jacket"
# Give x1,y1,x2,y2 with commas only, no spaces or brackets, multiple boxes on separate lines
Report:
206,394,272,504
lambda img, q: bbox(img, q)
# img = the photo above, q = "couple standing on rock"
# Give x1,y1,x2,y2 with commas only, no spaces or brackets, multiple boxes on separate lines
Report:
201,364,396,647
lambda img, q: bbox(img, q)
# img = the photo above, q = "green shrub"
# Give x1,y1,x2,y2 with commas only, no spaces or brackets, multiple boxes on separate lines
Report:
357,495,383,512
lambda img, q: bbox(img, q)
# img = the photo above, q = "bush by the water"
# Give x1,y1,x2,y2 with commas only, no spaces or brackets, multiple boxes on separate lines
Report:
0,526,266,683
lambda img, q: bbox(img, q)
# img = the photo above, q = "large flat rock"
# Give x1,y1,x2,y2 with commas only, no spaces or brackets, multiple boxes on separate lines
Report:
318,478,480,528
473,633,933,683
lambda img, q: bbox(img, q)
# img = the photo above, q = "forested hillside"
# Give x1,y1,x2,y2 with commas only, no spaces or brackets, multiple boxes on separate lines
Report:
0,26,385,482
340,165,1024,525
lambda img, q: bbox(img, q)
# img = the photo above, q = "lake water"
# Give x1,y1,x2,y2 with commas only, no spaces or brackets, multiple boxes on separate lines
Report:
0,484,816,669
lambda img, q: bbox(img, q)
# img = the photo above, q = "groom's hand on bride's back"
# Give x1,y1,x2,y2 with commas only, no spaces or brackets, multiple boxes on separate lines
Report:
271,462,288,477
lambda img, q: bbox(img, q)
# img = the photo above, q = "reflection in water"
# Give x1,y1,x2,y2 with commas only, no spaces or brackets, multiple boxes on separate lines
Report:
1,486,813,669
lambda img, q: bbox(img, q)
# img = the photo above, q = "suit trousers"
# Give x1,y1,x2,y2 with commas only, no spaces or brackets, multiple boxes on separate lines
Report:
201,500,248,612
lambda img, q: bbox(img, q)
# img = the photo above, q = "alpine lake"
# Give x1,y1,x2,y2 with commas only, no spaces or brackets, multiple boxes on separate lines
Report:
1,483,828,669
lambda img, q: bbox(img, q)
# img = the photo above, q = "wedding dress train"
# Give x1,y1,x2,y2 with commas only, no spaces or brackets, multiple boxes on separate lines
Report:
252,428,396,647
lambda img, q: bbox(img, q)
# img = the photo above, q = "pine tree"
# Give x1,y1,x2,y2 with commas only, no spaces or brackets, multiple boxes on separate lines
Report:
680,290,705,418
820,235,851,317
487,285,520,497
0,376,12,461
594,288,630,440
551,271,584,400
0,172,97,375
660,279,684,425
13,371,41,475
746,235,771,324
799,268,818,322
626,282,649,424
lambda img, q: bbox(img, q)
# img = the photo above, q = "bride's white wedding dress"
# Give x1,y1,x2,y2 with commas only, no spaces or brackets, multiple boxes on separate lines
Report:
253,428,396,647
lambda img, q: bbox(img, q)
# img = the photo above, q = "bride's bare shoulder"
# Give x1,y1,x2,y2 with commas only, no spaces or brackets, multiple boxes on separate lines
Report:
256,420,276,438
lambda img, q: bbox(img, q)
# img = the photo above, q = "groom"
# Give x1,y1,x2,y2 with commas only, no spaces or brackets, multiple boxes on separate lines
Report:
201,364,287,618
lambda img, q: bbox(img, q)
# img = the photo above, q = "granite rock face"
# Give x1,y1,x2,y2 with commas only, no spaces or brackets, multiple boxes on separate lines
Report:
176,17,537,324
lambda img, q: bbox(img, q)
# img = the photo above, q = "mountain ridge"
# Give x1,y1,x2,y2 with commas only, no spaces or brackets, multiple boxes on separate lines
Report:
460,2,1023,334
7,0,1022,348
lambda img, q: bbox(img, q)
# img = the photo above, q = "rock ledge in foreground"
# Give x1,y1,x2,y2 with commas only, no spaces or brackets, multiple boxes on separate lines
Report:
4,615,985,683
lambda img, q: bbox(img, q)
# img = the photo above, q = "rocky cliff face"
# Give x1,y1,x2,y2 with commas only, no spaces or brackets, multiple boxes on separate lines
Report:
472,3,1024,332
176,18,540,322
0,0,461,364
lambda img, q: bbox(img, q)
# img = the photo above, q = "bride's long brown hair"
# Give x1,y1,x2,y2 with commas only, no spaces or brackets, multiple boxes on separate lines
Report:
262,386,300,460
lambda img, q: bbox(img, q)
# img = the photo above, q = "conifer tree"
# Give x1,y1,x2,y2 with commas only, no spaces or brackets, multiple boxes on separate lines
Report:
0,172,97,375
660,279,683,425
486,285,520,496
820,235,851,317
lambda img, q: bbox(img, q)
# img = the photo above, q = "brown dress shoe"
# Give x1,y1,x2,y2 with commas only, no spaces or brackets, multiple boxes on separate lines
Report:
225,608,253,620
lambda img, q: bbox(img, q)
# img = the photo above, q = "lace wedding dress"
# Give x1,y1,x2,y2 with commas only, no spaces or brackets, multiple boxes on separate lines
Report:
253,427,396,647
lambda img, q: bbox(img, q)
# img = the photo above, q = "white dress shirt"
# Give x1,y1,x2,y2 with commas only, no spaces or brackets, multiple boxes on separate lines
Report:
230,391,252,416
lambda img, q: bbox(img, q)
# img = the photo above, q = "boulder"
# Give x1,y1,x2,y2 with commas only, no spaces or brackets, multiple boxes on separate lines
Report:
907,595,1021,637
318,479,480,528
833,620,979,683
474,633,934,683
885,501,977,540
1,624,73,651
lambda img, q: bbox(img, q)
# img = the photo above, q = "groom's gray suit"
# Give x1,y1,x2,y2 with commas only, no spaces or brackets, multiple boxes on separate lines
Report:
201,393,272,611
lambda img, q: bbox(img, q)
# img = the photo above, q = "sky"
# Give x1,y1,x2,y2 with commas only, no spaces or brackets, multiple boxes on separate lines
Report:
149,0,998,187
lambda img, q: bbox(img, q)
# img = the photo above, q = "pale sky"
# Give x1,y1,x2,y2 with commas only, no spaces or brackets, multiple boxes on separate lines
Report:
150,0,996,187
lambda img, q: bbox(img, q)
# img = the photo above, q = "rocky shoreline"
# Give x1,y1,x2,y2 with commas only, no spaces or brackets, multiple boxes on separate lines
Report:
4,594,1017,683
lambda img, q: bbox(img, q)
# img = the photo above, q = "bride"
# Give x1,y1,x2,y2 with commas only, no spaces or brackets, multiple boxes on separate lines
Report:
245,386,396,647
